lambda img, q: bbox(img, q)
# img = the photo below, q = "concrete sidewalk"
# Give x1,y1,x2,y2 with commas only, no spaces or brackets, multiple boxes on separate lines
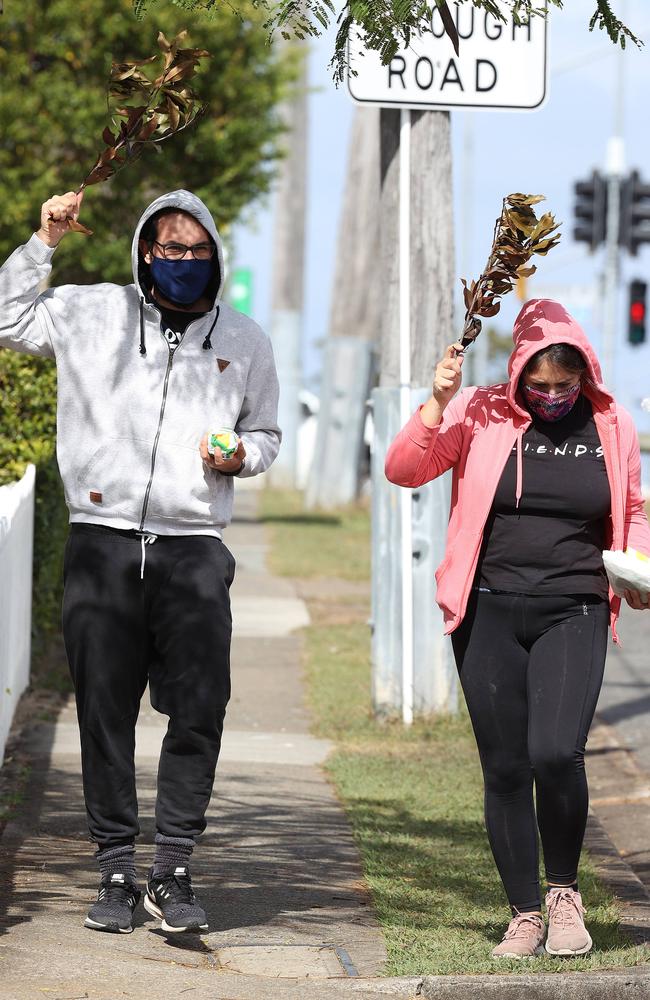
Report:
1,486,650,999
0,486,396,999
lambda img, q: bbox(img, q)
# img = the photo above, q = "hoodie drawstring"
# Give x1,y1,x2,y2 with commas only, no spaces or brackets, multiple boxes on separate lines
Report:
139,532,157,579
140,301,220,355
515,429,524,509
202,305,220,350
139,299,146,357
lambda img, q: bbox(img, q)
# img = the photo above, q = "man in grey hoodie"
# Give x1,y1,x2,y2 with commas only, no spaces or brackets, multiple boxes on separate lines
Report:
0,189,281,934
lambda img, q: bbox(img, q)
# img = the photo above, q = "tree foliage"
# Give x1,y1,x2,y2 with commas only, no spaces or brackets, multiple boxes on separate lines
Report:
0,1,293,654
460,194,561,346
133,1,642,83
0,0,294,284
0,352,68,660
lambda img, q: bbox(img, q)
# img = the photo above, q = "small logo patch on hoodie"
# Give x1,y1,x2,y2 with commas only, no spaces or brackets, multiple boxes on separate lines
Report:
217,359,230,373
89,491,103,504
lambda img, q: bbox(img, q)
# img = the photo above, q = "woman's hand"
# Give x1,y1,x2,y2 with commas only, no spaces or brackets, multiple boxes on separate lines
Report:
624,588,650,610
420,342,465,428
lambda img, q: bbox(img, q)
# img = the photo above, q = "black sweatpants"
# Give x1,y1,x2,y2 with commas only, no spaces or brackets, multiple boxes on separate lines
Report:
451,590,609,912
62,523,235,849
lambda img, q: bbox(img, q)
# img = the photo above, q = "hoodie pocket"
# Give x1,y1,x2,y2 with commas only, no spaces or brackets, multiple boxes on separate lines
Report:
75,437,151,518
145,438,221,523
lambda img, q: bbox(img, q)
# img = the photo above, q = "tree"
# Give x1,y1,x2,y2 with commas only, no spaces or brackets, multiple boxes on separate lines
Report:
0,0,295,283
133,1,642,83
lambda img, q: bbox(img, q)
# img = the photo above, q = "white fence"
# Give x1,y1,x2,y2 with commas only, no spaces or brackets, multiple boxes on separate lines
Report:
0,465,35,765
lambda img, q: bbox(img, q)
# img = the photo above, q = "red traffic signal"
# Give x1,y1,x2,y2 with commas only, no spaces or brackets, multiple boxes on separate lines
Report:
628,280,647,346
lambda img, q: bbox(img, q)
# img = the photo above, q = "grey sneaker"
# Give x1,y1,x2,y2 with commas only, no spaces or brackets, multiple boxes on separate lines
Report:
84,873,141,934
144,866,208,933
491,911,546,958
545,888,592,956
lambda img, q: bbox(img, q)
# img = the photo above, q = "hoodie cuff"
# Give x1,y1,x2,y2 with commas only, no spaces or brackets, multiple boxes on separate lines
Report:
26,233,57,265
405,406,441,448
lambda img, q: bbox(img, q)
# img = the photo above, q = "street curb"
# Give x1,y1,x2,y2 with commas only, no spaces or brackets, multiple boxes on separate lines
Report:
419,967,650,998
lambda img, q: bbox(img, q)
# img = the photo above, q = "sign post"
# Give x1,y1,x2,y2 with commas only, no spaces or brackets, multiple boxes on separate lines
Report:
399,108,414,725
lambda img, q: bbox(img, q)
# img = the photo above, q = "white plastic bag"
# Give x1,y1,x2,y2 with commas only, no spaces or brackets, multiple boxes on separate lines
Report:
602,548,650,599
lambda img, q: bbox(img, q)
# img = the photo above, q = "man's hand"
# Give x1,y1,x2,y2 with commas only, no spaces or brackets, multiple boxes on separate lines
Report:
624,588,650,610
200,435,246,475
36,191,84,248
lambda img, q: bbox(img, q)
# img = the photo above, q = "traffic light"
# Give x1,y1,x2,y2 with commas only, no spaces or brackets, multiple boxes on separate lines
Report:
628,279,647,346
573,171,607,251
619,171,650,256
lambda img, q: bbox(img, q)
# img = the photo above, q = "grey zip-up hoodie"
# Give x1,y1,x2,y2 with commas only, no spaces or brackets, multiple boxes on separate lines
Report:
0,190,281,536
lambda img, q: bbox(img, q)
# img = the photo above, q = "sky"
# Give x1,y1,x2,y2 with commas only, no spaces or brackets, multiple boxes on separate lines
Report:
232,0,650,431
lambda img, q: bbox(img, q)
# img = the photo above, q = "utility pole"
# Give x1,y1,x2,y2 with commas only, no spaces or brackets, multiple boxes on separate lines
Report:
602,2,626,390
268,43,308,488
305,108,380,509
371,109,457,720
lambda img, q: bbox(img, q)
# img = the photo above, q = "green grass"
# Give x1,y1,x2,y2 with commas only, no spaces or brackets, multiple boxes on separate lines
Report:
259,489,370,581
305,622,643,975
261,488,647,976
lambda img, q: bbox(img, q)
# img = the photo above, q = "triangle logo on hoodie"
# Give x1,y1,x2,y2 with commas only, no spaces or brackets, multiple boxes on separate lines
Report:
217,359,230,373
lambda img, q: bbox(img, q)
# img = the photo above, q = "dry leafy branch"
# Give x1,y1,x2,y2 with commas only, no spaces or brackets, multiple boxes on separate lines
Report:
68,30,210,235
460,194,561,347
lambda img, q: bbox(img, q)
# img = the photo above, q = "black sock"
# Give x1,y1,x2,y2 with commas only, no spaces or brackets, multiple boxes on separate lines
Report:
152,833,195,877
512,904,542,916
96,843,137,883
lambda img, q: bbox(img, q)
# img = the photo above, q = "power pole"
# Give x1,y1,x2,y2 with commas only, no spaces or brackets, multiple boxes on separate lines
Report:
372,109,457,720
378,110,455,386
305,107,380,509
268,43,308,488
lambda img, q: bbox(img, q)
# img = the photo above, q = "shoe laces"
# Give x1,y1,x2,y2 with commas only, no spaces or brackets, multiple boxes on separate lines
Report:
155,868,196,906
99,876,136,904
547,888,584,928
503,912,544,940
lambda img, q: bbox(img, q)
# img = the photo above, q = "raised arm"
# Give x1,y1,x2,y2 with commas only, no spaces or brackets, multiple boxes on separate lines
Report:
385,342,467,488
0,192,83,359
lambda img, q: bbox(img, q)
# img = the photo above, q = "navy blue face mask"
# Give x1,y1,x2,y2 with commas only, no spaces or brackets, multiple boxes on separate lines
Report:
150,257,213,306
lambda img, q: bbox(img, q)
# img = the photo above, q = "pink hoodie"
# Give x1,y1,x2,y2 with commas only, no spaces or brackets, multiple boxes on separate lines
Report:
385,299,650,643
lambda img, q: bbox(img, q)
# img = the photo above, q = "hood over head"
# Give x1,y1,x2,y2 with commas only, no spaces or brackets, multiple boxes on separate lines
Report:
132,189,225,309
506,298,612,419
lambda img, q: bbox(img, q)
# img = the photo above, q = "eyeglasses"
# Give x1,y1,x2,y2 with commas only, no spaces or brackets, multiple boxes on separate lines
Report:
152,240,216,261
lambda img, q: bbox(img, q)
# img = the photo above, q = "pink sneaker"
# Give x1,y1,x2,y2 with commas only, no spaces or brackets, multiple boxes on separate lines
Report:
545,888,593,956
491,911,545,958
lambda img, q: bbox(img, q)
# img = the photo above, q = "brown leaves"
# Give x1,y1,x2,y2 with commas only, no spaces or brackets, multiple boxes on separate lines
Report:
70,30,210,235
459,193,561,347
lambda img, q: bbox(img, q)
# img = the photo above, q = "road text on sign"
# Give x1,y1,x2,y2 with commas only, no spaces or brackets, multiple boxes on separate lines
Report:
347,2,548,112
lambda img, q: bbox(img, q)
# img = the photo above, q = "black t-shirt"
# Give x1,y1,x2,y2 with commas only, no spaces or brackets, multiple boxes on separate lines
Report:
476,396,611,598
158,306,207,350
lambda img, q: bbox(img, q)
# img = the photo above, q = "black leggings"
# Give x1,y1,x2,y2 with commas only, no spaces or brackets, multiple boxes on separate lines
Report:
451,590,609,911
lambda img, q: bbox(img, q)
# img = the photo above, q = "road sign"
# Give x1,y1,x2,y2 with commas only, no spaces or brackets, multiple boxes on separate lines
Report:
347,1,548,112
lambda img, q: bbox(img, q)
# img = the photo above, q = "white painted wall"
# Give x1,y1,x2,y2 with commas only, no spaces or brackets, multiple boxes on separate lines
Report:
0,465,35,764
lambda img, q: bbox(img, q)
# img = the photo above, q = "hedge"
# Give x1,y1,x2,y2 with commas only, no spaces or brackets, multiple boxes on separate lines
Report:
0,349,70,689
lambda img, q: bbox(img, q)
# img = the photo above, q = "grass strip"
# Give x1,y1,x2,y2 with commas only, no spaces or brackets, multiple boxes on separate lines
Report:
260,488,646,975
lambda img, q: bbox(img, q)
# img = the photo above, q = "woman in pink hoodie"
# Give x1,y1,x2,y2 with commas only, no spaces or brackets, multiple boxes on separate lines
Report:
385,299,650,960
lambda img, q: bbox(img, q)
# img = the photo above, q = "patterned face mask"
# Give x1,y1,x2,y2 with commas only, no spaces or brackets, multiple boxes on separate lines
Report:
522,381,581,422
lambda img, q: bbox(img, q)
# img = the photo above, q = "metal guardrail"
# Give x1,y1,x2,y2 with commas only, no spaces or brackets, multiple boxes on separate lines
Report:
0,465,35,765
